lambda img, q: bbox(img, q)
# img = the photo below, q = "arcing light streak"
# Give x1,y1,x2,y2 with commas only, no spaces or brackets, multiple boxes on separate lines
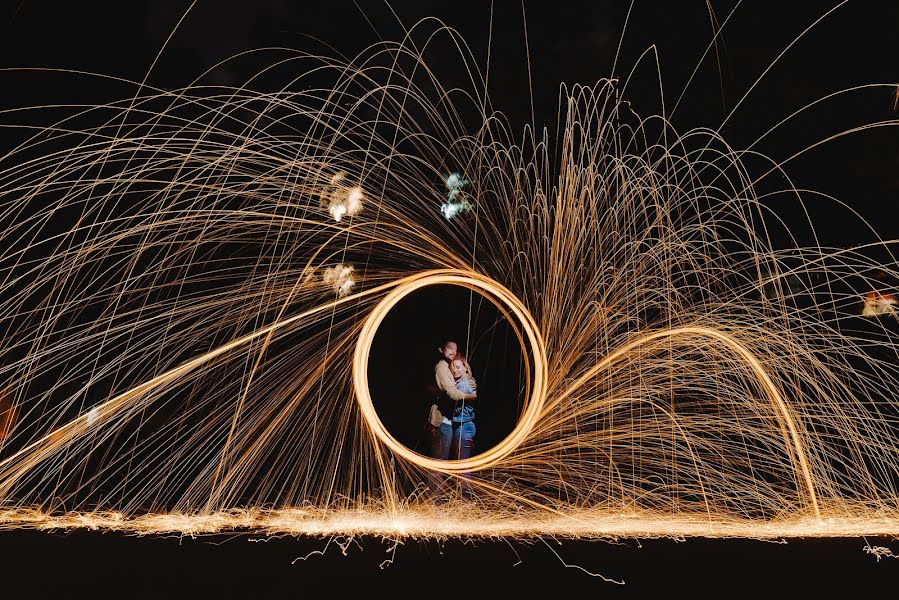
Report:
546,326,820,519
0,277,399,498
354,271,816,520
353,270,547,473
0,12,897,537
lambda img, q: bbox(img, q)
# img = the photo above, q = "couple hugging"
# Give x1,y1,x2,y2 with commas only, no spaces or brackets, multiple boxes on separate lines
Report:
426,338,479,465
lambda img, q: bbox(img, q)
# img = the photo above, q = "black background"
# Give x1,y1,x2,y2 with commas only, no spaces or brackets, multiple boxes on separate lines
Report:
1,1,898,594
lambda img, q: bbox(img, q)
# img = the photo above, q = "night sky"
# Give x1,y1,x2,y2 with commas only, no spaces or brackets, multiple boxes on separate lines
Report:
1,1,898,594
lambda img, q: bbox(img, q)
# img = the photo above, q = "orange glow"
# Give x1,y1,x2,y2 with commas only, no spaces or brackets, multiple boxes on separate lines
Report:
0,13,897,540
861,291,897,317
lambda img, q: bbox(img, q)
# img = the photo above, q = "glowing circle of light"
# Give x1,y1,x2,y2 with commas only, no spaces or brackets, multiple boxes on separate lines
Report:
353,269,547,473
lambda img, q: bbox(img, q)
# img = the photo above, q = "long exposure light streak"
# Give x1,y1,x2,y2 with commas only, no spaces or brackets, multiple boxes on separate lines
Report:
0,9,897,539
354,270,546,474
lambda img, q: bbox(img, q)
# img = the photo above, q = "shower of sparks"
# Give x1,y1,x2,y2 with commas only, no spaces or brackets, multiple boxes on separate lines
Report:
0,15,898,539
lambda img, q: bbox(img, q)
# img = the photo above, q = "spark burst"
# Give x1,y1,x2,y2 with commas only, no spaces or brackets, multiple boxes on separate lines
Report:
322,264,356,299
0,10,898,540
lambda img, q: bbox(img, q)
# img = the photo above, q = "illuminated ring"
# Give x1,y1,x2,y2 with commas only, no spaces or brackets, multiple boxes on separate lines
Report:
354,269,547,473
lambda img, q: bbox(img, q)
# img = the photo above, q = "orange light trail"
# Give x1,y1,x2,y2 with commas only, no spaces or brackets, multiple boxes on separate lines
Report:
0,13,897,540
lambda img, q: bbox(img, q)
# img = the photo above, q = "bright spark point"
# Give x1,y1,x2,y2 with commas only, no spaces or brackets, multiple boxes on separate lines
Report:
325,173,365,222
322,264,356,297
861,291,897,317
441,172,472,219
440,201,470,220
330,203,347,222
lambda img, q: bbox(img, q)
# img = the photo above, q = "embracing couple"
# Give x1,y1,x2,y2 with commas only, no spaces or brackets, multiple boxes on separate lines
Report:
425,338,479,499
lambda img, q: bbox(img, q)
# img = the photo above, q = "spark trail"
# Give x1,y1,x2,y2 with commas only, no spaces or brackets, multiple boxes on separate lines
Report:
0,13,898,538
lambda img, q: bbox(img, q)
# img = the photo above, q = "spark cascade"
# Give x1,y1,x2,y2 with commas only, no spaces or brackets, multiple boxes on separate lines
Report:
0,20,897,536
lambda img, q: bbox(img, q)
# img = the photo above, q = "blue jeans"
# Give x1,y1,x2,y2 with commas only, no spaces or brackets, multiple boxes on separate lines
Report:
450,420,476,461
451,421,476,500
426,422,453,498
426,421,476,500
429,422,453,460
